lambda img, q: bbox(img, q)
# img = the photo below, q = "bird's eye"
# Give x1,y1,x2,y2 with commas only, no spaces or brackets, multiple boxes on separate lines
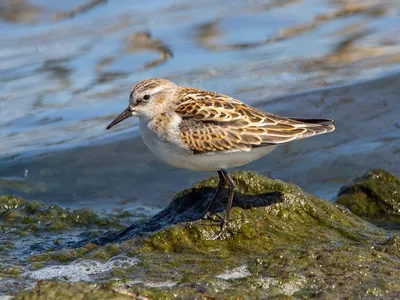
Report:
143,94,150,101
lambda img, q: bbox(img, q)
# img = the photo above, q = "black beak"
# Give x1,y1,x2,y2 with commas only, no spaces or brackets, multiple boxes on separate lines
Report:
106,107,133,130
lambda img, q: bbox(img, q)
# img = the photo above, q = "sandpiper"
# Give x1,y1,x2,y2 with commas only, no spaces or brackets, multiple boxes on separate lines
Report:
106,78,335,238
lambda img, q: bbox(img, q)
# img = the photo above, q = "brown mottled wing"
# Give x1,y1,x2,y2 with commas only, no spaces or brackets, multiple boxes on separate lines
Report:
175,88,335,153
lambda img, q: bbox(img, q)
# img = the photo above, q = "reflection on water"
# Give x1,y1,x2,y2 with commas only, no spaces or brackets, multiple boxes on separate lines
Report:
0,0,399,209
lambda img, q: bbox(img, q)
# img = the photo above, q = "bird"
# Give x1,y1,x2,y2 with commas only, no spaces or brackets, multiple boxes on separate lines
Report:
106,78,335,238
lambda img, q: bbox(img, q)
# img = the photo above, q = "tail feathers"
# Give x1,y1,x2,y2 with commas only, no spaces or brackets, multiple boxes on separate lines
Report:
290,117,335,139
290,117,334,125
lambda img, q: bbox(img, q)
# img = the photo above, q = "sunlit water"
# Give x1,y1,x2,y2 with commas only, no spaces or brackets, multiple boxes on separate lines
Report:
1,0,400,211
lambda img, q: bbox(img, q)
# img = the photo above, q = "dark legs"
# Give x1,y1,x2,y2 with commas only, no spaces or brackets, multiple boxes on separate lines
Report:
199,168,236,239
220,168,235,229
200,170,226,220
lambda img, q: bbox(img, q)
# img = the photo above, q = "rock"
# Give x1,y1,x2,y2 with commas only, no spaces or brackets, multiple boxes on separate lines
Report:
136,171,384,252
7,171,400,298
335,169,400,229
15,281,138,300
0,195,121,232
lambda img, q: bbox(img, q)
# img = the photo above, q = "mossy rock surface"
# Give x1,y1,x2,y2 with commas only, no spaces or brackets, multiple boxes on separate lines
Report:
0,195,122,233
335,169,400,229
15,281,136,300
0,195,129,294
137,171,383,253
5,170,400,299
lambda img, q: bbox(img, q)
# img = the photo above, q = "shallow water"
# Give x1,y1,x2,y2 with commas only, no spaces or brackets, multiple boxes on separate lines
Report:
1,0,400,211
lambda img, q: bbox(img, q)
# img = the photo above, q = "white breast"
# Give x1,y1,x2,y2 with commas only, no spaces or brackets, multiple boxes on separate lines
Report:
139,119,278,171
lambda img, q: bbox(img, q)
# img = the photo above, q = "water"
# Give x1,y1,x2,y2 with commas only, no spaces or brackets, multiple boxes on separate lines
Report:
1,0,400,211
26,255,139,282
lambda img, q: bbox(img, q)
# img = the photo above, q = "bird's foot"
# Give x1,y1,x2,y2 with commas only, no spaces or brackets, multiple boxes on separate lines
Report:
201,211,224,222
210,220,227,240
189,211,223,225
191,218,227,239
185,213,228,239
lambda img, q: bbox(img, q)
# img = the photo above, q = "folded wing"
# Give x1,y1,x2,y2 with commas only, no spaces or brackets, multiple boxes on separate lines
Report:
175,89,335,154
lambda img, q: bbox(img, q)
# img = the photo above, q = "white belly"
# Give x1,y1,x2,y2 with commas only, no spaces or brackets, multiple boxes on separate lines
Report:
140,120,278,171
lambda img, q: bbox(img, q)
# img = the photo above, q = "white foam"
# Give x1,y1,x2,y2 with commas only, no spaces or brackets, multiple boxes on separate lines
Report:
215,265,251,280
26,255,138,282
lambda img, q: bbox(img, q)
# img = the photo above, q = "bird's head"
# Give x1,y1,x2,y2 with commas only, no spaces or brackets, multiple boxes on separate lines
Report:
106,78,178,129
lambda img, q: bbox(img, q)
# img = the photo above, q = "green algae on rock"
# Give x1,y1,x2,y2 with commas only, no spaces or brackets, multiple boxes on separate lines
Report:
0,195,133,295
0,195,26,213
139,171,385,253
8,171,400,298
0,195,122,232
95,170,381,245
15,281,138,300
336,169,400,229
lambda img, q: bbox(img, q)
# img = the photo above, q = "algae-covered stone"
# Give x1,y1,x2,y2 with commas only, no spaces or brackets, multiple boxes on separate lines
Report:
0,195,122,232
137,171,384,254
96,171,384,246
15,281,138,300
0,195,26,213
335,169,400,229
10,171,400,299
0,195,133,296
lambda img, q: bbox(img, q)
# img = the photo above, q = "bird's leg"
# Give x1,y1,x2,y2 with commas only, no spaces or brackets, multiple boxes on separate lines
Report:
212,168,236,239
200,170,226,221
222,169,235,225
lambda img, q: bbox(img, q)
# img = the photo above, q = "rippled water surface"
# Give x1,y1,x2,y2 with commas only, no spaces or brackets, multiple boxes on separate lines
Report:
1,0,400,210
